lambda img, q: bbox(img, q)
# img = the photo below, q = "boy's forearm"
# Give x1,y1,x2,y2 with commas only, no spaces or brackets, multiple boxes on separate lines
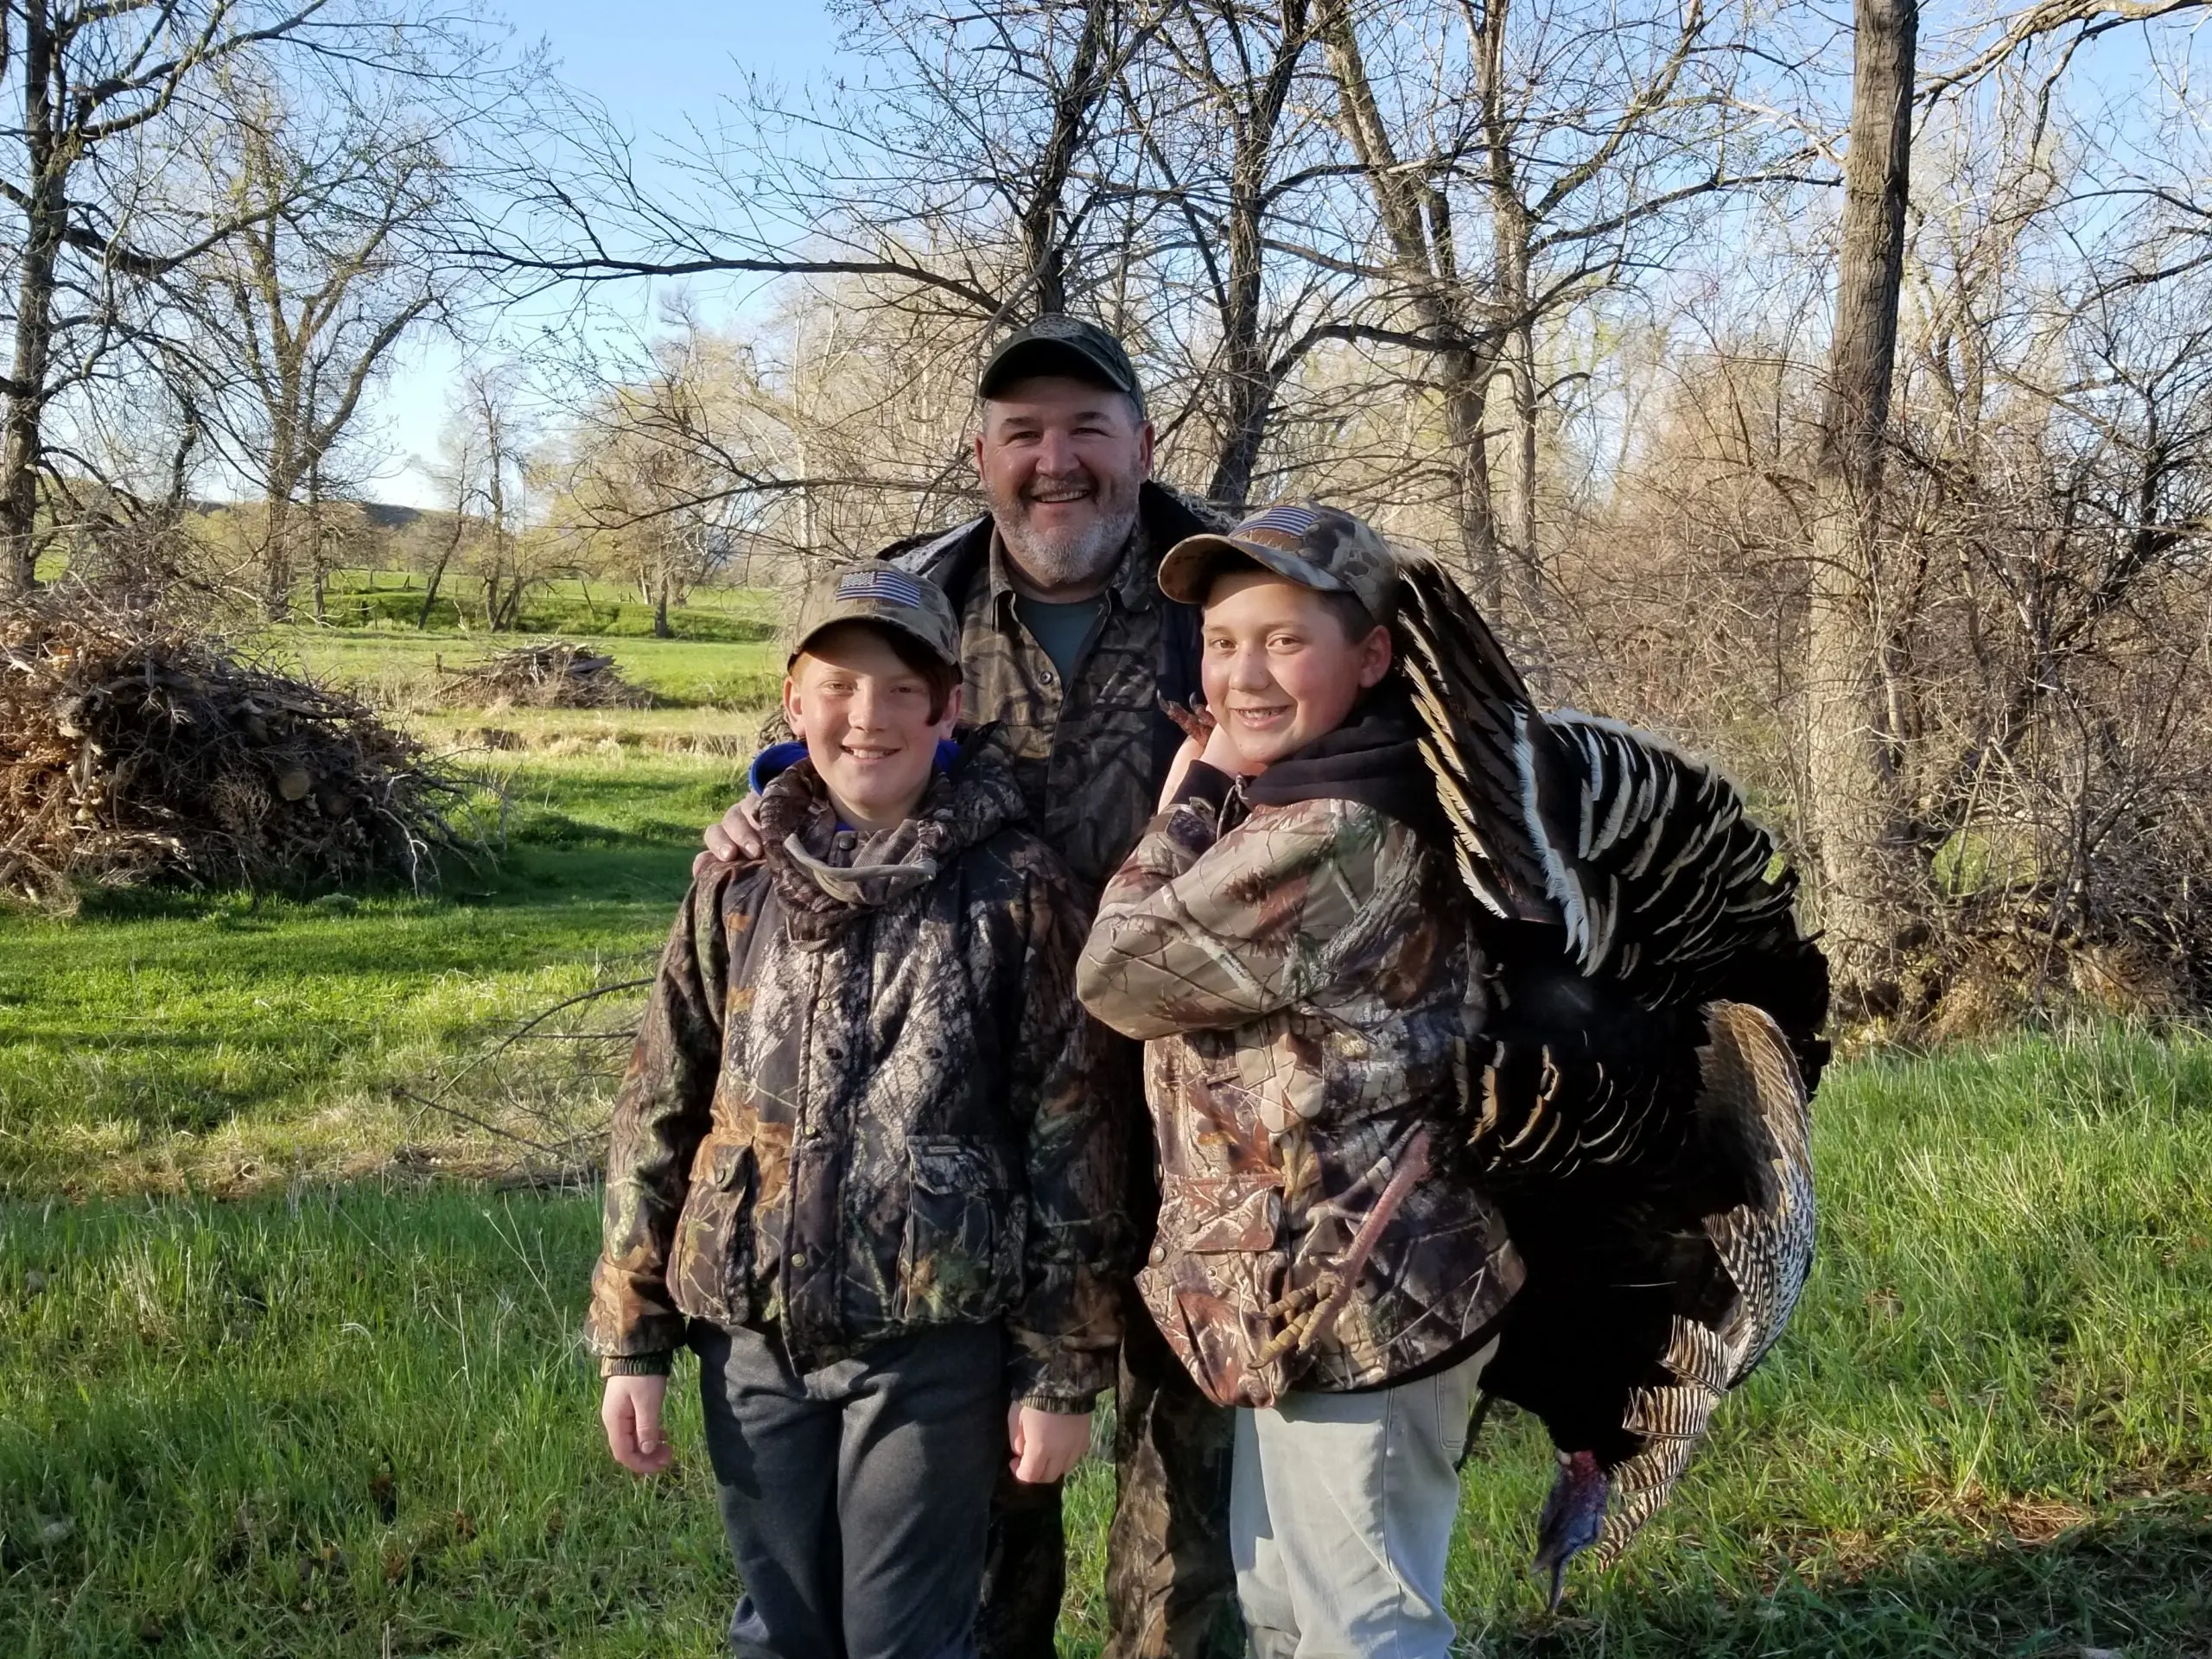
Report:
1081,799,1389,1041
585,878,731,1361
1008,879,1129,1413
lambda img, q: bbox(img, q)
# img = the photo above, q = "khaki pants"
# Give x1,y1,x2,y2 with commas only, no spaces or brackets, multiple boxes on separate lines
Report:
1230,1341,1497,1659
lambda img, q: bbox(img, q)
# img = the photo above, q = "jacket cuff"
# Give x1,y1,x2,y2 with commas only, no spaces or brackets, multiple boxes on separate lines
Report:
1171,760,1236,812
1016,1383,1101,1415
599,1351,675,1378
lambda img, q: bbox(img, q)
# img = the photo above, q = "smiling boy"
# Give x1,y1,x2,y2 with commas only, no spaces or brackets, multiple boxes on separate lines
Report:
1077,506,1522,1658
589,560,1123,1659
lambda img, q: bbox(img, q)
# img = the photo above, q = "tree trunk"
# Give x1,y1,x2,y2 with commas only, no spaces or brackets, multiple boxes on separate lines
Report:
1202,3,1310,513
306,462,327,625
1805,0,1920,1012
652,565,672,638
418,514,463,629
1206,209,1274,512
264,492,294,620
1491,193,1541,607
1,5,60,594
1442,346,1503,609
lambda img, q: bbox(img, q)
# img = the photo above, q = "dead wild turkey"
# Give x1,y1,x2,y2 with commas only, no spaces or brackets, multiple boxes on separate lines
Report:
1394,556,1827,1606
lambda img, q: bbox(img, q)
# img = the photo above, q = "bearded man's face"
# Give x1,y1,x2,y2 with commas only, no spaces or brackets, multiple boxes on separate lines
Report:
974,377,1154,599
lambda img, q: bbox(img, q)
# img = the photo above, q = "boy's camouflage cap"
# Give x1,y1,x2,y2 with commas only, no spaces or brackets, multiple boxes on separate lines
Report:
789,560,962,668
1158,502,1400,624
978,314,1147,417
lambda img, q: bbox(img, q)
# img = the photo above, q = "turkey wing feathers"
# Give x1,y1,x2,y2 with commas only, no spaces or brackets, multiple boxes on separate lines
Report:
1580,1001,1817,1567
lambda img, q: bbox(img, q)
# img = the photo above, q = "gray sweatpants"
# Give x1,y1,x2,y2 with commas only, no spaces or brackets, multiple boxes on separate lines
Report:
693,1320,1007,1659
1230,1340,1496,1659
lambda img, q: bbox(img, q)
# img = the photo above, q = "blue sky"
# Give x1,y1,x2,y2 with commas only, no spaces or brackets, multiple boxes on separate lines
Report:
361,0,847,505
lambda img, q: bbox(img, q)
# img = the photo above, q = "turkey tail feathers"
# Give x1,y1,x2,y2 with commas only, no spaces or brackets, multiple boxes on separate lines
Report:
1586,1001,1816,1569
1395,556,1555,925
1394,559,1820,1057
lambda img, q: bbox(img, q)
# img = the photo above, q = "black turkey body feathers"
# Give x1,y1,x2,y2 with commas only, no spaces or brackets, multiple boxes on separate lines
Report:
1391,555,1825,1605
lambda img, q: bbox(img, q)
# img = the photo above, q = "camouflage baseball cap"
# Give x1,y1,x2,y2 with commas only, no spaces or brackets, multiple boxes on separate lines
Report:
978,314,1146,416
1158,503,1400,624
789,560,962,669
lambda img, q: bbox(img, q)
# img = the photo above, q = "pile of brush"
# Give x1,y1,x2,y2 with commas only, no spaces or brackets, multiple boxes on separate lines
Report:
0,596,475,903
438,641,651,709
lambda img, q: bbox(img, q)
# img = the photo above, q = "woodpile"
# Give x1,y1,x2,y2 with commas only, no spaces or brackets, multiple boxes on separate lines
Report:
438,641,651,709
0,597,474,903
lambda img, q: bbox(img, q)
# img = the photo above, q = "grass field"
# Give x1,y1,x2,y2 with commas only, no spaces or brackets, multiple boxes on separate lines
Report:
7,1033,2211,1656
5,599,2212,1656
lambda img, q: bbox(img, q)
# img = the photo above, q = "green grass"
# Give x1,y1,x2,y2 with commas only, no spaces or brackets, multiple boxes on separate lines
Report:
305,572,781,645
252,627,785,712
4,1033,2212,1655
0,747,747,1197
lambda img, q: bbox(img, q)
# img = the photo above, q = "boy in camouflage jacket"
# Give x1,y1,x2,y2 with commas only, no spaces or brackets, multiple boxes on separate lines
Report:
589,561,1125,1659
1077,506,1522,1659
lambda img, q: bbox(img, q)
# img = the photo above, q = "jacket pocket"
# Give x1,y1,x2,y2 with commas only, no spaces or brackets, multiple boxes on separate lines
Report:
1143,1173,1292,1408
670,1135,759,1327
898,1136,1027,1324
1154,1173,1282,1255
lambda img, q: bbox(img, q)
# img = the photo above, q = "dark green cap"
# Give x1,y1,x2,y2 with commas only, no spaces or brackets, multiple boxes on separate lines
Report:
978,315,1146,416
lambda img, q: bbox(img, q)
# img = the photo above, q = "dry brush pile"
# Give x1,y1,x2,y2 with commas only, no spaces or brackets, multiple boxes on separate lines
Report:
0,596,477,903
436,641,652,709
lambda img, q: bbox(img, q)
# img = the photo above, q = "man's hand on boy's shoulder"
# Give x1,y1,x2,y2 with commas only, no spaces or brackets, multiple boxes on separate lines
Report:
695,795,766,879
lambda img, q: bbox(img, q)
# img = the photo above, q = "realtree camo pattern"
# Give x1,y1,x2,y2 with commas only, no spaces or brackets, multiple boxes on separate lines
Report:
586,743,1126,1410
1077,793,1524,1408
1101,1305,1244,1659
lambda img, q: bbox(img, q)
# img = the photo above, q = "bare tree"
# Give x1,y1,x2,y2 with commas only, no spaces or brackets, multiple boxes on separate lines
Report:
0,1,380,593
1309,0,1812,610
1802,0,1919,1007
1122,0,1357,510
198,72,449,618
429,362,537,631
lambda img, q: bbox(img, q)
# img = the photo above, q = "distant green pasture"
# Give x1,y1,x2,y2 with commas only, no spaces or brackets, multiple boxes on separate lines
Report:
253,625,785,712
302,570,782,645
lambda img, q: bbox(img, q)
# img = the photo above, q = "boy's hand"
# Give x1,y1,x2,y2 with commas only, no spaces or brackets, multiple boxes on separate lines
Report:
1157,734,1208,810
601,1374,673,1475
1007,1402,1090,1485
1200,718,1248,778
694,795,765,879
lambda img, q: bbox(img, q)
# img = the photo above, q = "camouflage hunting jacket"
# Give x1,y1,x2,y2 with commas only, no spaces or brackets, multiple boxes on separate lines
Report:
587,740,1126,1410
1076,772,1523,1408
884,480,1224,893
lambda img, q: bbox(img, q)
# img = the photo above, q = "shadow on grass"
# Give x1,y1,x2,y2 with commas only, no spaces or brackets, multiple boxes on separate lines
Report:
1483,1498,2212,1657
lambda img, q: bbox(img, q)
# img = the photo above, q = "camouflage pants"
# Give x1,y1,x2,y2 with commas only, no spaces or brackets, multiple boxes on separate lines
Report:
976,1287,1243,1659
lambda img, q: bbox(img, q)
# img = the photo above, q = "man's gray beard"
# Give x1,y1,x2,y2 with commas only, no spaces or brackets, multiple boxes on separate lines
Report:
995,500,1140,594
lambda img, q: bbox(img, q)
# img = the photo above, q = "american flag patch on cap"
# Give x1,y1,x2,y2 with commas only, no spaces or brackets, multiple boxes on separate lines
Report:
837,567,928,607
1236,504,1321,541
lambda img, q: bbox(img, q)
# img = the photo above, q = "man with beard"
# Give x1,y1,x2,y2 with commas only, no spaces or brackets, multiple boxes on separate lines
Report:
698,315,1241,1659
